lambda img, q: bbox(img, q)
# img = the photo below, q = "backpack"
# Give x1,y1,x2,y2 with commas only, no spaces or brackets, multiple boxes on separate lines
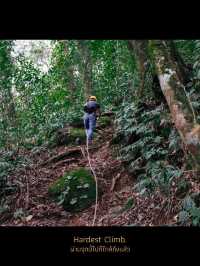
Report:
84,101,100,114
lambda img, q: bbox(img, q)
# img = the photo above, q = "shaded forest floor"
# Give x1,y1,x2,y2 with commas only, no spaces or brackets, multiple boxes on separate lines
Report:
1,122,195,226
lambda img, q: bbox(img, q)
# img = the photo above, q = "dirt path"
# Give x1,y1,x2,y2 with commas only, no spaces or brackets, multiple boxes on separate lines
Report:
1,126,134,226
1,125,179,226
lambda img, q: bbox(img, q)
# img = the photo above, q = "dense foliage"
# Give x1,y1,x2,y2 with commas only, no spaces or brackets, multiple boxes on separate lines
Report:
1,40,200,226
0,40,137,149
114,100,184,195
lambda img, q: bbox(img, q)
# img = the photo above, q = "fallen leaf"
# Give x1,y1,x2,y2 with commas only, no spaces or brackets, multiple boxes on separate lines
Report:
26,215,33,222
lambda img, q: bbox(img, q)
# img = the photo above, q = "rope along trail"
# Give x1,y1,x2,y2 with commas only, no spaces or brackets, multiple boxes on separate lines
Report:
85,135,98,226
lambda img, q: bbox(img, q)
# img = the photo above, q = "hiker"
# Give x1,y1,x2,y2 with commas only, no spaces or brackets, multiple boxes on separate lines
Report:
83,95,101,144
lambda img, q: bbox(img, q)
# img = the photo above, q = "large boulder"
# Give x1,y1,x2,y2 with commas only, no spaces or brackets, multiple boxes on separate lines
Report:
49,127,86,147
48,168,96,213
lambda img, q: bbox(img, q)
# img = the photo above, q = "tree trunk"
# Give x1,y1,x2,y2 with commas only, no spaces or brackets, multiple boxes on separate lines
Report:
77,40,93,98
128,40,149,98
166,40,190,85
150,40,200,168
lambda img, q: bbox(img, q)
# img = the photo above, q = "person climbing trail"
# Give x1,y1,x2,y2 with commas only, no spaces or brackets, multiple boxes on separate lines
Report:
83,95,101,144
83,95,101,226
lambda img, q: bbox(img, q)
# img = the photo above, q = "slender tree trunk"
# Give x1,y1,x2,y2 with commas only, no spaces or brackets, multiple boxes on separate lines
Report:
166,40,190,85
1,89,16,126
128,40,149,98
0,41,17,148
60,41,76,95
77,40,93,98
67,66,76,93
150,40,200,169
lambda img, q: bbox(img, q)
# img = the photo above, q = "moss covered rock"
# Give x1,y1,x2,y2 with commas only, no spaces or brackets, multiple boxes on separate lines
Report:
48,168,96,213
68,128,86,144
49,127,86,147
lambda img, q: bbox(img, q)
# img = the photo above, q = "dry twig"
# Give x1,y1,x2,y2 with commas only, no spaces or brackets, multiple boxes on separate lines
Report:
110,173,121,192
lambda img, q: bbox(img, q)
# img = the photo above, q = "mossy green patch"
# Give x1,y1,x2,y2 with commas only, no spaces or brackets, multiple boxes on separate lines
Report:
69,118,84,128
48,127,87,147
68,128,86,143
48,168,96,213
98,116,112,128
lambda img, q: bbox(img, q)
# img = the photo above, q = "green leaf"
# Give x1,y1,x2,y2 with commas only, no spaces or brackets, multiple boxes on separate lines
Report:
83,183,90,188
123,198,135,211
192,218,199,226
182,196,195,211
190,207,200,218
80,194,88,199
57,198,65,206
70,198,78,205
178,211,190,224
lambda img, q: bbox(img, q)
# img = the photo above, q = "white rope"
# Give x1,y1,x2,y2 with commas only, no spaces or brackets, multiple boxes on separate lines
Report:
85,131,98,226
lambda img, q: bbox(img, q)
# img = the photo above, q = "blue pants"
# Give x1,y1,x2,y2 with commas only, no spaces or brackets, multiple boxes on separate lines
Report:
84,113,96,141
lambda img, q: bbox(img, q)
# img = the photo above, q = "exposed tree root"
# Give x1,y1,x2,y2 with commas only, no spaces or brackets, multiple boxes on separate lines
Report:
40,148,82,166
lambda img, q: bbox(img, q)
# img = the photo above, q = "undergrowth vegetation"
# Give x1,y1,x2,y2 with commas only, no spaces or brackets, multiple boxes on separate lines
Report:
113,100,184,197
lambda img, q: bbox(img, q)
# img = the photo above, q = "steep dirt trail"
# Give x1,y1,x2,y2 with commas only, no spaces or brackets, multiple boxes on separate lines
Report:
1,123,179,226
1,125,134,226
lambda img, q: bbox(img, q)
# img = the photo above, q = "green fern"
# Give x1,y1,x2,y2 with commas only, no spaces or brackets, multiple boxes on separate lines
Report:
114,100,184,195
